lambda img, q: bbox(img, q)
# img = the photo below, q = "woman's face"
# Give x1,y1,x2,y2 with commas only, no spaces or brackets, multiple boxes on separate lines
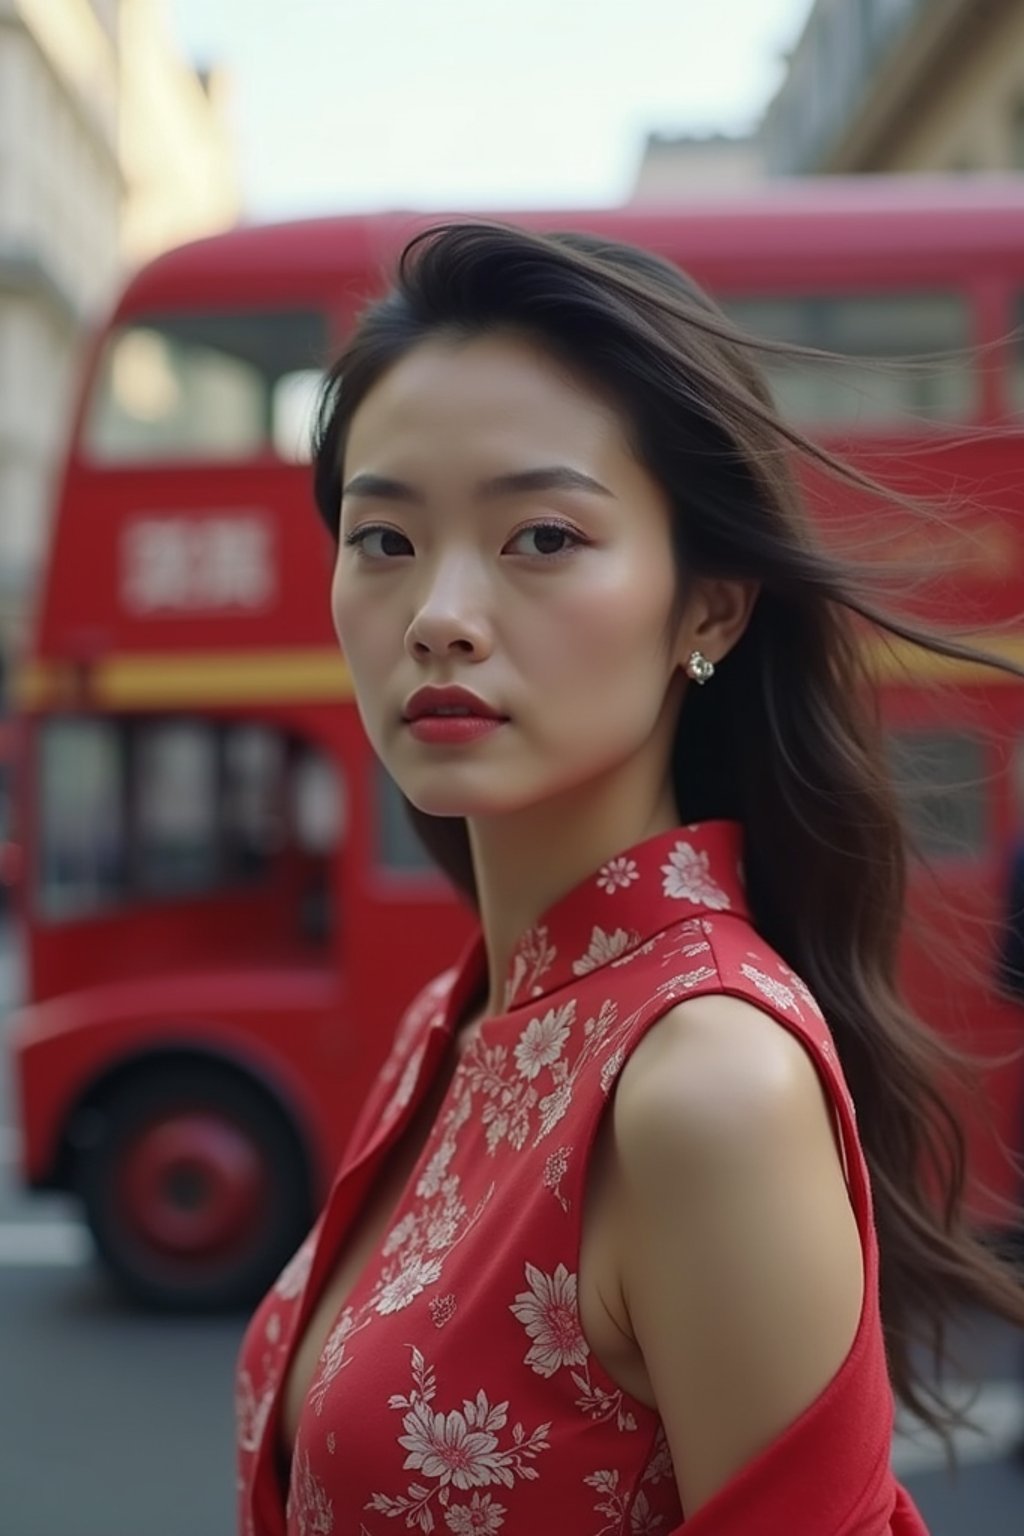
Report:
332,331,689,821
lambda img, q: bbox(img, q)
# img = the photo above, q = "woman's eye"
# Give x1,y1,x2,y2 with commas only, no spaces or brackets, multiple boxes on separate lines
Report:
505,522,584,558
343,525,413,558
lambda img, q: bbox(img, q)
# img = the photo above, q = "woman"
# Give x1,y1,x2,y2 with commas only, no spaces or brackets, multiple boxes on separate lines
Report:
236,223,1024,1534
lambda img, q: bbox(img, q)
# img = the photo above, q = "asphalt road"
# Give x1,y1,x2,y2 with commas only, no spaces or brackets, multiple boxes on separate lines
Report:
0,922,245,1536
0,919,1022,1535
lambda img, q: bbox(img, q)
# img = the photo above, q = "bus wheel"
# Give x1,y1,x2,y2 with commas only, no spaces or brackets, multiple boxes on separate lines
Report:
76,1066,312,1312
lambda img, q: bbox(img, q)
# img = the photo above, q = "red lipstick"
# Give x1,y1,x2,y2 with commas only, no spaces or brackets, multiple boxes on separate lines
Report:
403,685,508,745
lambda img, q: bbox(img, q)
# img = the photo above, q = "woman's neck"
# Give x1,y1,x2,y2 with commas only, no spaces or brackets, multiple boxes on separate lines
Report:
466,768,680,1018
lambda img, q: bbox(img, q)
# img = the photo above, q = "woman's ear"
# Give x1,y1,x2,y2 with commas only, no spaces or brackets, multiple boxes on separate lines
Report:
675,578,760,671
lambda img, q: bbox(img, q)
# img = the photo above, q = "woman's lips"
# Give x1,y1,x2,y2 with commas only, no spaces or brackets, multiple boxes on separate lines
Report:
405,715,507,745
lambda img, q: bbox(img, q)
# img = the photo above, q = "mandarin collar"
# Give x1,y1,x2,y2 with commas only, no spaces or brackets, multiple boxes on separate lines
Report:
441,821,747,1026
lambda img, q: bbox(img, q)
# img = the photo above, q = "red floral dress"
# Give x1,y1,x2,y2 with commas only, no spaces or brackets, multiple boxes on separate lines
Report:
236,821,929,1535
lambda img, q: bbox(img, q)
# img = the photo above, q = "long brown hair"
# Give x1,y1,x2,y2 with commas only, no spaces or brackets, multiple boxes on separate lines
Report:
312,221,1024,1450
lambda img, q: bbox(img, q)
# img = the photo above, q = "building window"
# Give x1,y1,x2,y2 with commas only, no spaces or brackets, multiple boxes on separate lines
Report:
722,291,975,427
1011,96,1024,171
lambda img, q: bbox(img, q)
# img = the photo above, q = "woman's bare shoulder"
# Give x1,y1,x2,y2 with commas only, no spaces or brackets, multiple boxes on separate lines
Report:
607,992,865,1516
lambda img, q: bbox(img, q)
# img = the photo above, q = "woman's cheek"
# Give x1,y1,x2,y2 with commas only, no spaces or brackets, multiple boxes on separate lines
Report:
335,588,383,669
562,584,670,679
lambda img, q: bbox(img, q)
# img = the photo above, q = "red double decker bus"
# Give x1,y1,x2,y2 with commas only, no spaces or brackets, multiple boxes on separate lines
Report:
10,181,1024,1308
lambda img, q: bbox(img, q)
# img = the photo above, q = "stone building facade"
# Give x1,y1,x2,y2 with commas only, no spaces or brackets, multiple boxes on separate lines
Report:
762,0,1024,174
0,0,238,688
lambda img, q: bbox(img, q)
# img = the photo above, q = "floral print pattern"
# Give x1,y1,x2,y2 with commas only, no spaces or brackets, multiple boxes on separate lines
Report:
236,1369,274,1456
513,1004,574,1080
504,925,557,1008
510,1264,641,1434
542,1146,572,1213
370,1172,495,1318
510,1263,589,1378
287,1448,334,1535
660,839,732,910
430,1294,457,1329
783,963,824,1019
365,1347,551,1532
584,1469,665,1535
466,995,632,1158
275,1232,316,1300
572,926,640,976
381,1043,428,1130
443,1492,506,1533
596,856,640,894
739,962,799,1014
236,820,871,1536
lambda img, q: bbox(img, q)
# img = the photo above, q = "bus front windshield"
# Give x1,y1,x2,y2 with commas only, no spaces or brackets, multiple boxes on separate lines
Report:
82,309,327,465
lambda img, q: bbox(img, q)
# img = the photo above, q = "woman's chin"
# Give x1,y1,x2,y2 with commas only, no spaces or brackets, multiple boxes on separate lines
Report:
392,758,550,821
399,777,537,821
405,792,507,820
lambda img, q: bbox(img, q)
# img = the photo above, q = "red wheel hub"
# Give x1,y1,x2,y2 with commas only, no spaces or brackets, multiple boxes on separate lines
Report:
115,1110,271,1260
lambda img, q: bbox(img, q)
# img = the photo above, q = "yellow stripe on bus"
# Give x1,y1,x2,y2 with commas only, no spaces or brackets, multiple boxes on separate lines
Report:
15,649,353,709
865,631,1024,684
14,661,77,710
13,632,1024,712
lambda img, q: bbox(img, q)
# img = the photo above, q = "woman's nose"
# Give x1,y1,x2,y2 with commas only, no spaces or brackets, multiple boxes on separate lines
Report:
405,561,492,660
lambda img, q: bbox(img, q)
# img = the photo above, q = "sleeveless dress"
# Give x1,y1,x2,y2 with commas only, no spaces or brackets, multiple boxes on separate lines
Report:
236,820,930,1535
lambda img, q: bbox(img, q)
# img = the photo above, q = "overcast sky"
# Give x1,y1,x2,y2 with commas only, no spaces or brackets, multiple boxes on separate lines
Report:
167,0,813,219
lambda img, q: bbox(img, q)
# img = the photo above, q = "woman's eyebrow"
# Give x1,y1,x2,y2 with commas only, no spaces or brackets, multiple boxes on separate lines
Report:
480,467,614,500
341,466,614,502
341,472,424,503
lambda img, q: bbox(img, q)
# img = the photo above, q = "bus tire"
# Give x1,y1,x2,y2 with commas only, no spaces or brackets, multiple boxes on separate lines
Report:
75,1064,313,1312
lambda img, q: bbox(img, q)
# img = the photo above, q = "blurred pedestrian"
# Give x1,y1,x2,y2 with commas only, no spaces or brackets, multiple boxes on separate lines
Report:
236,223,1024,1534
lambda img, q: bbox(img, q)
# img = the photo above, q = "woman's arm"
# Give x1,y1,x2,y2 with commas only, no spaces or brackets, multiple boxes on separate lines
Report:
611,992,865,1520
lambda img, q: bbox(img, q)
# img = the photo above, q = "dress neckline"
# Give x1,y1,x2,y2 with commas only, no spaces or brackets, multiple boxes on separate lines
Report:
436,820,748,1039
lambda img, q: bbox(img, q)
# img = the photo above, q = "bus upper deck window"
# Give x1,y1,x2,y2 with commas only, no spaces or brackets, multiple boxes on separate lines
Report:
83,310,327,464
722,292,975,427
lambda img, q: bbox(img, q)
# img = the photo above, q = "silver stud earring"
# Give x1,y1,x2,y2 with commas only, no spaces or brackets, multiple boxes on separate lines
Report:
685,649,715,685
